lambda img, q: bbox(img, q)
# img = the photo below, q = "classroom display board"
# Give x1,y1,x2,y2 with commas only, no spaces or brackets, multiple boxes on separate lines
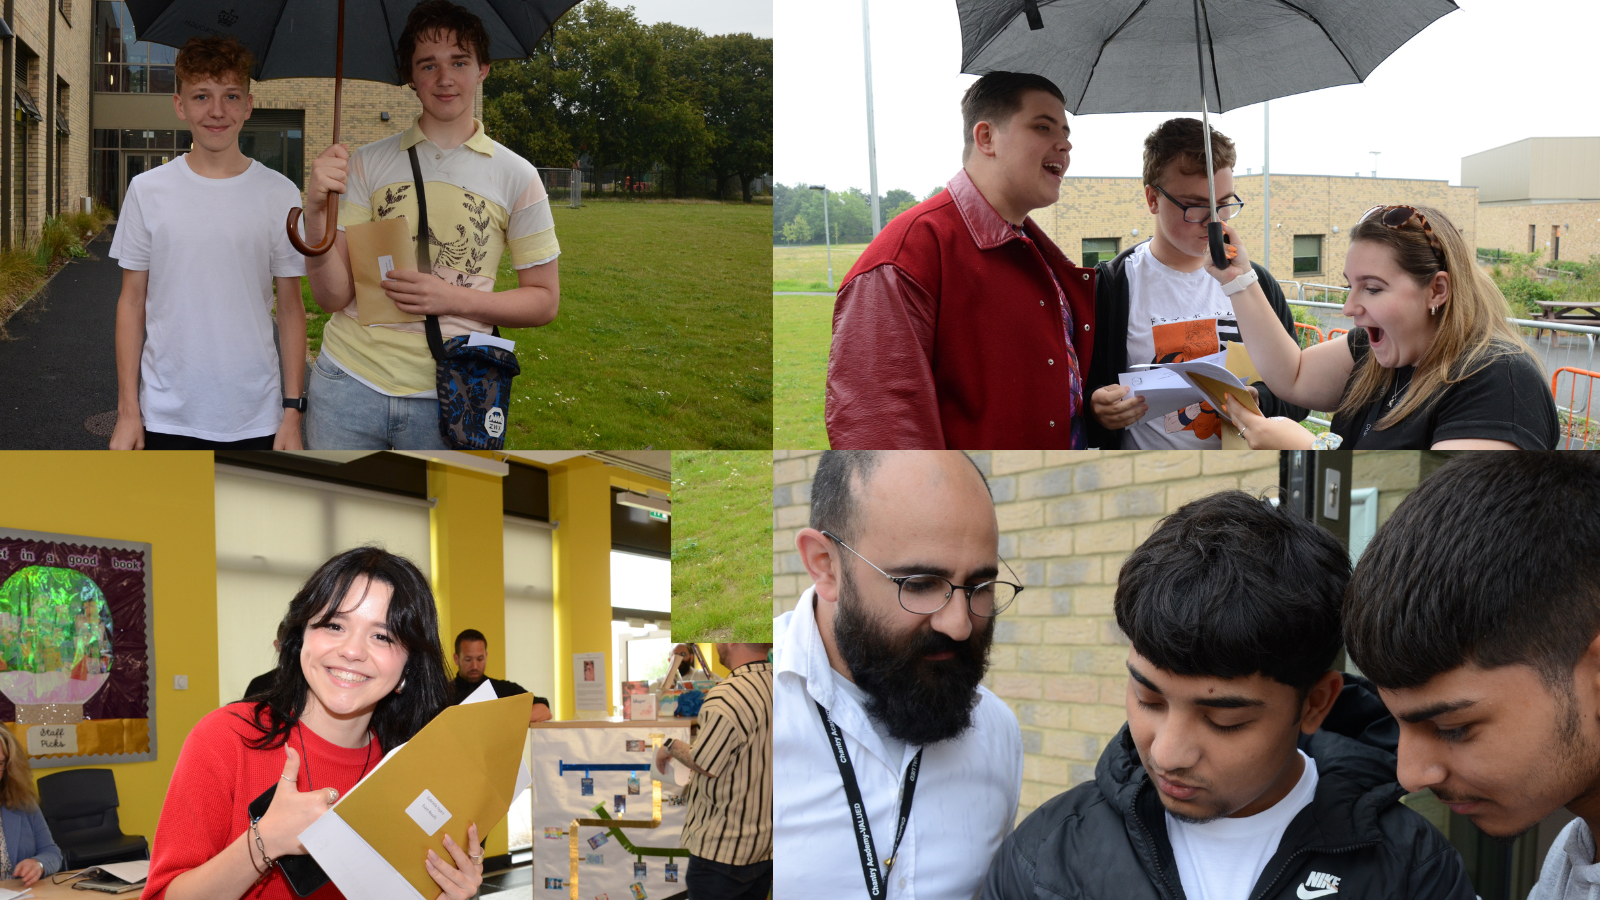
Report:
0,529,155,766
531,721,693,900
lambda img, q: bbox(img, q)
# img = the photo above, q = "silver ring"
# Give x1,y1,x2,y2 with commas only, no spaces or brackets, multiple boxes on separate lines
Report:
280,775,295,785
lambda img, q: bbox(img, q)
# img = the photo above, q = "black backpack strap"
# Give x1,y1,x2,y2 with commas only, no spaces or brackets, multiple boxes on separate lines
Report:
407,144,447,363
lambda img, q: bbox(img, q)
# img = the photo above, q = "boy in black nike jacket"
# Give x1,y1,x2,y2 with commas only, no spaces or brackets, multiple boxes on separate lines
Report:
982,490,1472,900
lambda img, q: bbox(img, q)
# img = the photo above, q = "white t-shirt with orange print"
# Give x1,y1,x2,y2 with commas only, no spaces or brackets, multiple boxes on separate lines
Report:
323,117,560,397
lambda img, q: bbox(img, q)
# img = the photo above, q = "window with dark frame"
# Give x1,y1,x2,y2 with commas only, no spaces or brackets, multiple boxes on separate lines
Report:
1293,234,1323,276
1080,237,1120,267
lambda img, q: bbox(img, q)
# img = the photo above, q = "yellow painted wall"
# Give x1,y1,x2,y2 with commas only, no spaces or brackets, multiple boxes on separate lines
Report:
549,459,615,719
427,462,511,858
0,451,218,843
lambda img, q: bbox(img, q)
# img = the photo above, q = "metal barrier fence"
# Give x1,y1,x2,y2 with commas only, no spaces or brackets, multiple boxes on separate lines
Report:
1551,367,1600,449
535,168,583,208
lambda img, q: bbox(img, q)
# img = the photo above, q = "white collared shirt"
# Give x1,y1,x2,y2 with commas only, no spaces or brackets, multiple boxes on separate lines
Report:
774,587,1023,900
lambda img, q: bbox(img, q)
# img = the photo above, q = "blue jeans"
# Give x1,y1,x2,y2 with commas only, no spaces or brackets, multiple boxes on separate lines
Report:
304,353,449,450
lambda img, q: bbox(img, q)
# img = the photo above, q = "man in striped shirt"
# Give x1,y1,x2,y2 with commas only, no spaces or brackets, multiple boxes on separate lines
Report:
657,643,773,899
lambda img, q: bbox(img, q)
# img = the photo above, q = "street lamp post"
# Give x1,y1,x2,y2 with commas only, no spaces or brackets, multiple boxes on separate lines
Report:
862,0,881,237
1369,151,1380,178
810,184,834,291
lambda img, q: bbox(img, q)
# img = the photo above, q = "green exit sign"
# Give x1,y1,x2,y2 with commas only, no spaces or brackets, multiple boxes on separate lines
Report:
648,510,669,521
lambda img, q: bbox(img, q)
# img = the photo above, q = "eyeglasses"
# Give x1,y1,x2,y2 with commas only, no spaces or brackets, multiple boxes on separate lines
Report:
1153,183,1245,224
1363,205,1446,268
821,530,1023,617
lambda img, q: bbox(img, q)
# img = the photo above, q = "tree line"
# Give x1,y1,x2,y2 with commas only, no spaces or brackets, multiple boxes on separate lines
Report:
484,1,772,201
773,183,943,244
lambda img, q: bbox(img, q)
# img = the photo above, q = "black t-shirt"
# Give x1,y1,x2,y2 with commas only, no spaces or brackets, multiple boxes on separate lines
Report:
1330,327,1558,449
452,674,549,707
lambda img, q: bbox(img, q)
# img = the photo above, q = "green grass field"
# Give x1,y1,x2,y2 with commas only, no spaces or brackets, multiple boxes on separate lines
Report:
296,202,770,448
671,451,773,641
773,242,868,292
774,295,832,449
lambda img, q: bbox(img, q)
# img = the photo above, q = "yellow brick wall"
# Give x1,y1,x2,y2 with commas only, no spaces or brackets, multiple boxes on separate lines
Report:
1477,201,1600,264
1037,174,1478,294
771,449,1281,819
249,78,483,206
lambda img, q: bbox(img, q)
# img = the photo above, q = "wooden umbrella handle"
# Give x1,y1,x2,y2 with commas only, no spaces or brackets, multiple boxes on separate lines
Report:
287,0,345,257
287,204,337,256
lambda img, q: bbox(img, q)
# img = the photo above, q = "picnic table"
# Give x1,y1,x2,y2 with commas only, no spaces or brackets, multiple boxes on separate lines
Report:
1537,300,1600,323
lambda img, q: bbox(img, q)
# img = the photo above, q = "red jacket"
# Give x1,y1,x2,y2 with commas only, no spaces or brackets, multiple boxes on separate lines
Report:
825,169,1095,448
145,704,383,900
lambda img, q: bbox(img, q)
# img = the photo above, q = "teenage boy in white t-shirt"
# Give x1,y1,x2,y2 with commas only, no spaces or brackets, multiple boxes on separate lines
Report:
109,36,307,449
300,0,560,450
1083,119,1306,450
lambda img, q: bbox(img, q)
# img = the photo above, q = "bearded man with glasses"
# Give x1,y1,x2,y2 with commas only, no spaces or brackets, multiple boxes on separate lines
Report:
774,450,1024,900
1083,118,1309,450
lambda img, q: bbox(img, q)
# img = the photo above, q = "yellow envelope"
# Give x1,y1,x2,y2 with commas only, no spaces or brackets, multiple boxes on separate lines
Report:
1188,372,1264,423
333,692,532,898
1223,341,1262,385
346,216,424,325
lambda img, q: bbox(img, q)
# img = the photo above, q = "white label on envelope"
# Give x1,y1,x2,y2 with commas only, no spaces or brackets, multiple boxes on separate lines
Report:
405,788,452,836
378,255,395,281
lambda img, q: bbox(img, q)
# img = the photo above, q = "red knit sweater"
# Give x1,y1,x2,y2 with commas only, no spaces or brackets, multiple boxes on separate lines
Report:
143,703,384,900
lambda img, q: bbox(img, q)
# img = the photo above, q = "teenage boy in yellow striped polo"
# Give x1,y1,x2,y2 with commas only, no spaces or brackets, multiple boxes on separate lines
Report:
301,0,560,449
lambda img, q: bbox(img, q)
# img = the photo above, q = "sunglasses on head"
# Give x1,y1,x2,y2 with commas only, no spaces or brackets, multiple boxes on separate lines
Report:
1363,205,1446,268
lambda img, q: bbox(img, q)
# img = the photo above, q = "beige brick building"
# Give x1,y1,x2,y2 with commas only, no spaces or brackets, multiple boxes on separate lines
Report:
1462,137,1600,264
89,0,480,214
1,0,92,248
773,449,1451,818
1035,173,1478,295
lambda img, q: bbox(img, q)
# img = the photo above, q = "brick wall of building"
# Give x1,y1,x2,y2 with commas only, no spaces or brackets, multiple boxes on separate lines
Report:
249,78,483,206
1477,201,1600,264
772,449,1282,819
6,0,93,239
1037,173,1478,294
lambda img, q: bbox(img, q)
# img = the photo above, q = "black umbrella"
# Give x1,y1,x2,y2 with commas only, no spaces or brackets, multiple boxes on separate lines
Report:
958,0,1457,266
124,0,582,255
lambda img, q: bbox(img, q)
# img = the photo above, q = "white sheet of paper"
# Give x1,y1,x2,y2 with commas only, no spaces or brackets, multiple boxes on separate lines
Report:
300,809,426,900
0,887,33,900
466,331,516,352
573,653,607,712
84,860,149,882
461,678,497,704
1118,367,1204,425
405,788,452,836
378,255,395,281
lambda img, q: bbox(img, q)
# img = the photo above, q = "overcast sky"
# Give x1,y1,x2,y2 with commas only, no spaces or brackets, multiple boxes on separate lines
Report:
615,0,772,37
775,0,1600,199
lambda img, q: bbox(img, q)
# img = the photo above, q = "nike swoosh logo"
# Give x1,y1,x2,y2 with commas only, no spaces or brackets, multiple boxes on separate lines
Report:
1297,887,1338,899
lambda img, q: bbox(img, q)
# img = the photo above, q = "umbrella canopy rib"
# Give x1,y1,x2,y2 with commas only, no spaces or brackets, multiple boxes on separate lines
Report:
1076,0,1155,113
1275,0,1359,83
1197,0,1220,111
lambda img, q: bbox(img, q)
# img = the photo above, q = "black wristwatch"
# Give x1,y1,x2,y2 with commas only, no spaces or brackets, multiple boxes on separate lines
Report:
284,397,307,413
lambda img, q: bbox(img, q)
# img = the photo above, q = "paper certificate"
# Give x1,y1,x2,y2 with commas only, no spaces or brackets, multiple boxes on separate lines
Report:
574,653,607,712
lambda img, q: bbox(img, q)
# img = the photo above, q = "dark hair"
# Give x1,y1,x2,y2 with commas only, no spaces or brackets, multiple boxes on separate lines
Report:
242,547,452,752
1142,117,1236,187
1345,453,1600,691
1115,491,1350,692
455,628,487,653
175,35,253,92
397,0,491,84
810,451,991,543
960,72,1066,162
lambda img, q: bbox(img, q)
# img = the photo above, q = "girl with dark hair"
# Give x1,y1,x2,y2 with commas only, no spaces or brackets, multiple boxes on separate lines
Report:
145,547,484,900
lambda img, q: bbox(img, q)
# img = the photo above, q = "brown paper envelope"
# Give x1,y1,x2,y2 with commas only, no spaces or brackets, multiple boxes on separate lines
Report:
1223,341,1263,385
333,692,532,898
346,216,424,325
1188,372,1264,424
